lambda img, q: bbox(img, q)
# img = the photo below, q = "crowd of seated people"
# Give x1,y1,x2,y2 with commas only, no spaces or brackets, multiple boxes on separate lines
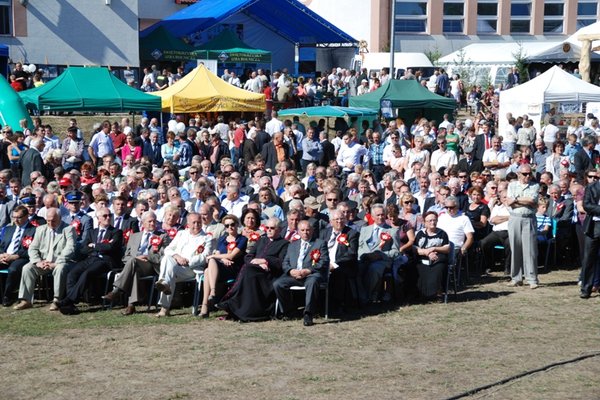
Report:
0,105,598,326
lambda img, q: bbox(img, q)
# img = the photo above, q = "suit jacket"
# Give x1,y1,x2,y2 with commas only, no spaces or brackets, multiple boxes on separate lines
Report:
261,141,290,172
62,212,93,245
143,141,164,167
472,133,494,162
80,226,123,268
282,238,329,279
457,157,484,174
122,229,162,266
319,139,336,167
242,138,258,166
583,182,600,238
548,197,574,229
0,222,37,259
244,236,289,277
357,223,400,264
28,222,76,266
574,148,599,182
319,225,358,268
111,213,137,232
20,148,43,187
422,197,437,215
255,130,271,153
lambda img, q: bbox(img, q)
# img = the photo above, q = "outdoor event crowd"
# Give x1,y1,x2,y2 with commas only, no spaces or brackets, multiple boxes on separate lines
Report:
1,65,599,327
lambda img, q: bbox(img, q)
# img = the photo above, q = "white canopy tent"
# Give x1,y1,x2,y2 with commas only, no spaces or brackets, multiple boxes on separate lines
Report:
498,66,600,134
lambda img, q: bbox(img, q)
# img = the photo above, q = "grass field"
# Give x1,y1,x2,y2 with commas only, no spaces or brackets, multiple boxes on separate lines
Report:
0,269,598,400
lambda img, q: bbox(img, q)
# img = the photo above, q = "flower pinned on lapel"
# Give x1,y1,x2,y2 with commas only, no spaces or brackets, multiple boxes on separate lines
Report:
21,236,33,249
227,241,237,252
101,239,110,244
196,243,205,255
167,228,178,239
30,220,39,227
70,219,82,235
123,229,133,244
249,231,261,242
379,231,392,249
337,233,349,246
291,233,301,242
150,235,162,251
560,158,569,168
556,202,565,211
259,224,267,232
310,249,321,266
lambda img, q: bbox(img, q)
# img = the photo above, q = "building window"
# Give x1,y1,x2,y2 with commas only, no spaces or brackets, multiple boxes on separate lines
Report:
395,1,427,33
0,0,10,36
477,1,497,34
510,1,531,33
443,1,464,34
577,1,598,29
544,1,564,33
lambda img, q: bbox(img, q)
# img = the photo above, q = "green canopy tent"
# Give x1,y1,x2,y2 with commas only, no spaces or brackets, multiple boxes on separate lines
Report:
140,26,198,62
278,106,378,118
349,80,456,123
19,67,162,112
193,30,271,64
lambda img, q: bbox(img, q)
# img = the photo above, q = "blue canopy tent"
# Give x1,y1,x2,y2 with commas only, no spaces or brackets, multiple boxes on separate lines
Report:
0,44,8,79
141,0,357,47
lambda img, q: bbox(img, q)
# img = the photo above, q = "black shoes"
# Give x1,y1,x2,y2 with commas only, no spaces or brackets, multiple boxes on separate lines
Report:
303,313,314,327
2,296,14,307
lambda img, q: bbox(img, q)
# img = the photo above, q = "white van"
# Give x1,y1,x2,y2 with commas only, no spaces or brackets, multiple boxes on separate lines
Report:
350,52,435,80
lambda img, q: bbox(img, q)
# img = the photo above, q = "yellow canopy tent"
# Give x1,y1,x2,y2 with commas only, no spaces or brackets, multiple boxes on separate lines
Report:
151,64,265,113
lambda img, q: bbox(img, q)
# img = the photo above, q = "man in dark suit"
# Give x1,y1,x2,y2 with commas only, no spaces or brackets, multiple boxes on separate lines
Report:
0,205,37,306
58,207,123,314
242,131,258,168
62,191,93,261
143,131,163,168
273,220,329,326
580,178,600,298
456,147,484,174
102,210,162,315
254,121,271,153
472,121,494,162
574,136,599,182
319,209,358,313
319,131,336,167
261,132,290,173
19,137,44,187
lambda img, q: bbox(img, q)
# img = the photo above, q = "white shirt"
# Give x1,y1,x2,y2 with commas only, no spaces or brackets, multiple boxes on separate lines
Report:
164,229,213,270
490,204,510,231
438,213,474,247
430,149,458,172
265,118,284,137
542,124,559,143
221,197,247,218
336,142,368,172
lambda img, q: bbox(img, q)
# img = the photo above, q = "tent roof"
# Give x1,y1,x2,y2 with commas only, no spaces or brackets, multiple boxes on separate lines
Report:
499,65,600,103
141,0,357,46
150,63,265,113
349,80,457,110
140,26,198,61
193,29,271,62
19,67,161,112
278,106,378,118
439,41,600,65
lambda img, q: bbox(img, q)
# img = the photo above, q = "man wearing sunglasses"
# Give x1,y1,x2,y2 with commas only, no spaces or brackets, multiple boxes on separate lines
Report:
506,165,540,289
58,207,123,314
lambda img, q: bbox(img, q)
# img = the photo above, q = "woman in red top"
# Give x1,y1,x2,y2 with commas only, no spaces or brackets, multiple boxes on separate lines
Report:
109,122,126,159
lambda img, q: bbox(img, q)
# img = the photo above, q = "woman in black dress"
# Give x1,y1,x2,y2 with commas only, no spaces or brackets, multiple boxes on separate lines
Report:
414,211,450,299
217,217,289,322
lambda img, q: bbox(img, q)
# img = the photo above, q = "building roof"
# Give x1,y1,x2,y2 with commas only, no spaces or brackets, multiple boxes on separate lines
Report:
141,0,357,46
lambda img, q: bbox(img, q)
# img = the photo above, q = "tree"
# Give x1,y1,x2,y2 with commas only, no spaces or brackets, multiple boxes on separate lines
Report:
425,46,442,66
512,42,530,83
450,47,473,86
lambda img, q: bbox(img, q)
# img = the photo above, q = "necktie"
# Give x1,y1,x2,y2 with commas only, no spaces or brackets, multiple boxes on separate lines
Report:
138,232,151,256
10,227,22,254
297,241,309,270
46,230,56,261
115,216,122,230
485,135,490,150
328,231,339,249
285,230,295,241
97,229,105,243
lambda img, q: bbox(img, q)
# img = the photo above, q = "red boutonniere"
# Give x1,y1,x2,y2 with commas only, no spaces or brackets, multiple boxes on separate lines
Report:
379,231,392,248
22,236,33,249
101,239,110,244
227,241,237,252
70,219,82,235
196,243,205,254
291,233,301,242
30,220,39,227
150,235,162,251
310,249,321,266
337,233,349,246
123,229,133,244
249,231,261,242
167,228,178,239
556,202,565,211
259,224,267,232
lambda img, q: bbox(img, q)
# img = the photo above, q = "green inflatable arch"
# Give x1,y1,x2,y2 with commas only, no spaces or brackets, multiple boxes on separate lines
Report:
0,77,33,131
